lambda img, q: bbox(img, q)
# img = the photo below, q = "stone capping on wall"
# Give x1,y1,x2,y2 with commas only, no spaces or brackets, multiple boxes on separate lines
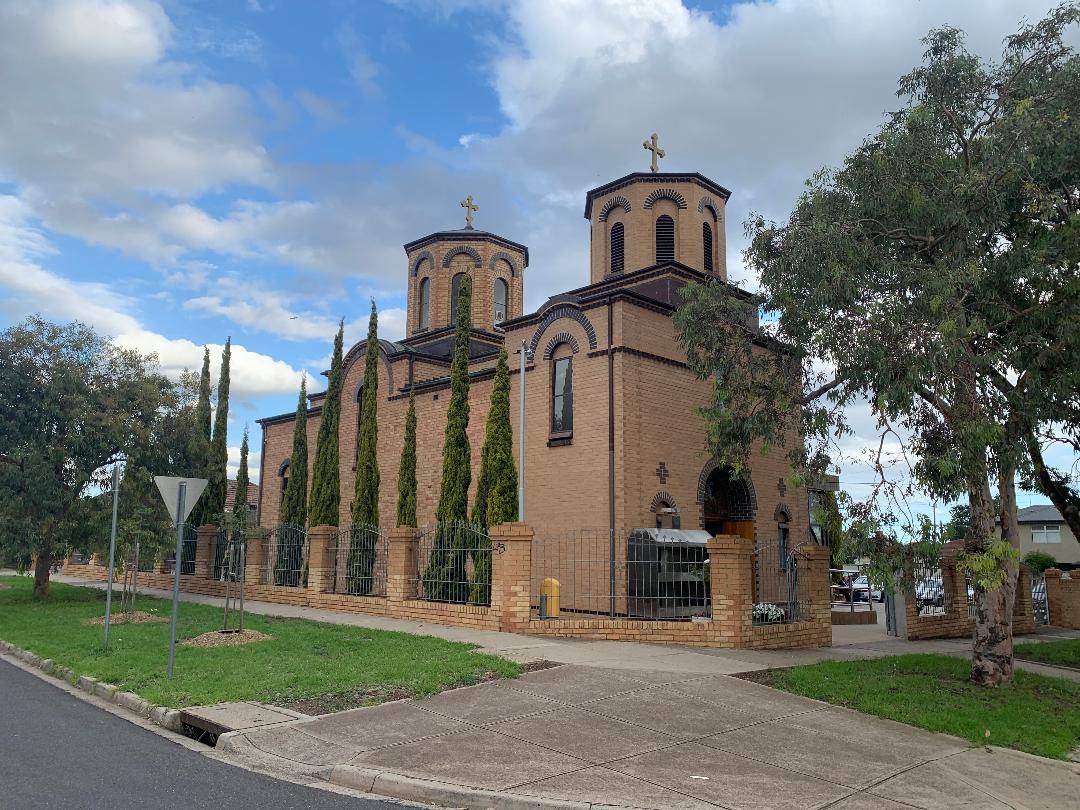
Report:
62,524,832,650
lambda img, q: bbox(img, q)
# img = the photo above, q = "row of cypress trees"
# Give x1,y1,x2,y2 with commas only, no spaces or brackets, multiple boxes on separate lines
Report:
277,274,517,602
189,339,232,528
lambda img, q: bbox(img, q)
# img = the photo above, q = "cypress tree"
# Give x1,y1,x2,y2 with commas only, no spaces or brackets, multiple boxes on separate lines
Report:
426,275,473,601
348,302,379,593
396,391,417,528
233,427,250,533
202,338,231,525
469,347,517,603
276,378,308,586
308,320,344,527
187,348,213,527
195,347,212,443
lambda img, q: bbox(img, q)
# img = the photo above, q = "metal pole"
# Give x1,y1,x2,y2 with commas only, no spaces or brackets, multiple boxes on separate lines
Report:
167,482,187,679
103,463,121,648
518,340,527,521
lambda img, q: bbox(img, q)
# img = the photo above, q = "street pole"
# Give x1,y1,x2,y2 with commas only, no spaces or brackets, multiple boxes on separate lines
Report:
167,482,187,679
518,340,527,521
102,462,121,648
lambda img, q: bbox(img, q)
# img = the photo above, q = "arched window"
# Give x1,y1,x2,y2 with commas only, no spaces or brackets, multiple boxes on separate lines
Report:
777,509,791,570
610,222,625,275
550,348,573,436
655,215,675,263
418,277,431,330
450,273,466,324
493,278,508,325
278,459,290,507
702,222,714,274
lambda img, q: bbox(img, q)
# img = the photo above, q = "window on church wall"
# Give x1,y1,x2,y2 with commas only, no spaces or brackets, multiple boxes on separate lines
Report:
777,510,790,571
418,277,430,330
450,272,466,324
702,222,714,274
550,351,573,436
655,215,675,263
493,278,508,325
610,221,625,274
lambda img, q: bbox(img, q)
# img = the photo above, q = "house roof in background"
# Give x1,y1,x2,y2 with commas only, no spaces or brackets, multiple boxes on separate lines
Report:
1017,504,1063,524
225,479,259,511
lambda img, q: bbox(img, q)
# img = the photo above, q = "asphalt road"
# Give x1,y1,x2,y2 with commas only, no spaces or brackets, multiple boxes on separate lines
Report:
0,657,403,810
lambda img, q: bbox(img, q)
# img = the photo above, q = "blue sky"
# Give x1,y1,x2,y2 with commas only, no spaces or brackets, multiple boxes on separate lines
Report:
0,0,1073,516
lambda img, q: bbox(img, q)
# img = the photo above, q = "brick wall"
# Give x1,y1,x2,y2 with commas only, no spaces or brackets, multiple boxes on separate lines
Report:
1045,569,1080,629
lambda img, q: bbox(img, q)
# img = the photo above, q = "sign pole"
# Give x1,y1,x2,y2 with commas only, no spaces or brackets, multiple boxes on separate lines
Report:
166,482,187,679
102,462,121,648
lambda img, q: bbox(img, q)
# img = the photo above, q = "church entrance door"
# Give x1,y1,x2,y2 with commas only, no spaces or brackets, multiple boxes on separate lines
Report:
701,466,755,541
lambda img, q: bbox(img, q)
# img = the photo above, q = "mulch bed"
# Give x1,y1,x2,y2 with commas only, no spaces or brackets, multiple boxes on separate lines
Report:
182,629,271,648
729,668,783,686
82,611,166,626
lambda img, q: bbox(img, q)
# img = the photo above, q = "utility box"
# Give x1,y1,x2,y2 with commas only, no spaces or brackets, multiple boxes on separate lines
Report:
627,528,712,619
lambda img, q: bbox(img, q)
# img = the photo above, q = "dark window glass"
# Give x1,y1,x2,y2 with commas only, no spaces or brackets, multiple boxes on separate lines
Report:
451,273,465,324
493,278,508,324
778,513,790,570
703,222,714,273
655,215,675,262
418,277,430,329
610,222,625,274
551,356,573,433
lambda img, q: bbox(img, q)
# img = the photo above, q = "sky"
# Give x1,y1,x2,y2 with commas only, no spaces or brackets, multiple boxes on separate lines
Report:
0,0,1074,517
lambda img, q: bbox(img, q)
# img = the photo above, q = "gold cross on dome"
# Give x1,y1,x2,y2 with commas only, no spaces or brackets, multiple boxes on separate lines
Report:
460,195,479,228
643,132,665,173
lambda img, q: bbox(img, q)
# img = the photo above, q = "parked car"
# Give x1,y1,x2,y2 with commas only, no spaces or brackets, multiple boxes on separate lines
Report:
916,577,944,608
851,575,885,603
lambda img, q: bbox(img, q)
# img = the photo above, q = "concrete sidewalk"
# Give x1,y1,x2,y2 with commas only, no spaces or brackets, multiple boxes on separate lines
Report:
50,573,1080,681
221,663,1080,810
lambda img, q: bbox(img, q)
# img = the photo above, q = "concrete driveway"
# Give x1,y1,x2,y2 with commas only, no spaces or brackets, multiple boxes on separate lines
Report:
221,664,1080,810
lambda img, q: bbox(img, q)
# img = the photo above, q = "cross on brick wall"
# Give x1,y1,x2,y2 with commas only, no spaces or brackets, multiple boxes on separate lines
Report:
656,462,669,484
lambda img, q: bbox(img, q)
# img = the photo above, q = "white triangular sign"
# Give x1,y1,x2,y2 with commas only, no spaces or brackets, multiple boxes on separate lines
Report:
154,476,209,525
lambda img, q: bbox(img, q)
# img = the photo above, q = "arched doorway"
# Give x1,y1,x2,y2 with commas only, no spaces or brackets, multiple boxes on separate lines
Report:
700,465,756,541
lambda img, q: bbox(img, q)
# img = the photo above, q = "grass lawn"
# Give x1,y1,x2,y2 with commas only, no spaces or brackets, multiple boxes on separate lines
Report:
770,654,1080,760
1014,639,1080,670
0,575,519,710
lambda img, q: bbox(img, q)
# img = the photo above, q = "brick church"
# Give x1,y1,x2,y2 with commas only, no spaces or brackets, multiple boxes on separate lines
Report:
257,142,822,550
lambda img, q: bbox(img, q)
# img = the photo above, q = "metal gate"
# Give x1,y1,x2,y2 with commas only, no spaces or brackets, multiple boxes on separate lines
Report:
415,521,492,606
329,524,387,596
752,542,806,625
1032,572,1050,626
263,523,307,587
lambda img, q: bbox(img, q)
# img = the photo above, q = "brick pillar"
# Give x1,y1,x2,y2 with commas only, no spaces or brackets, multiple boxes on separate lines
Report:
708,534,754,645
194,525,217,579
306,525,335,594
245,528,266,587
386,527,419,603
1013,564,1035,634
939,544,966,619
490,523,533,632
800,543,832,633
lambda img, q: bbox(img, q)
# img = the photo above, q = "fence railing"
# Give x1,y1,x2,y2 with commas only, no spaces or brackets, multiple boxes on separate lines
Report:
214,528,246,583
413,522,492,606
912,562,947,617
530,528,712,621
1032,572,1050,625
260,523,308,587
164,524,198,575
752,542,806,625
328,524,388,596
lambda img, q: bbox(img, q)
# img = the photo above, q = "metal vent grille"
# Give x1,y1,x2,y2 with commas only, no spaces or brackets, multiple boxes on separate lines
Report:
655,215,675,263
703,222,714,273
610,221,625,274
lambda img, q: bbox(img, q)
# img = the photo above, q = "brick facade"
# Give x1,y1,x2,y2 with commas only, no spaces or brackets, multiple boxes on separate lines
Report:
1045,569,1080,629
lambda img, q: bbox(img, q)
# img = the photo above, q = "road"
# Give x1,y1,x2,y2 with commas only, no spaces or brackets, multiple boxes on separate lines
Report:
0,657,404,809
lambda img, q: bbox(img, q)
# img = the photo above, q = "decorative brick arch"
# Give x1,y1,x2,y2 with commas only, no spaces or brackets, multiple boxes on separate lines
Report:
650,491,679,514
441,245,481,268
488,251,519,278
541,331,579,360
696,459,757,519
597,195,632,222
343,341,395,395
529,305,598,353
697,196,721,218
774,502,792,522
410,250,434,277
643,188,688,210
277,459,290,476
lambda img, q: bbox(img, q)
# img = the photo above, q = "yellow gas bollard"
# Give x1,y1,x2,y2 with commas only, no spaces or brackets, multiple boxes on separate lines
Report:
540,577,560,618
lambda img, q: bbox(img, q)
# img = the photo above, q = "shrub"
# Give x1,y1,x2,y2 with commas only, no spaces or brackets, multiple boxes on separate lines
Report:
1023,551,1058,574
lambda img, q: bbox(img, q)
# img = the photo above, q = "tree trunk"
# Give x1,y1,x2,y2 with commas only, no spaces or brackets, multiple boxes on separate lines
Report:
967,473,1016,687
32,544,52,598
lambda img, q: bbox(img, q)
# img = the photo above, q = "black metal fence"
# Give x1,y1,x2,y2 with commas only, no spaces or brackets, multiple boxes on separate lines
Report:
1032,573,1050,625
530,529,712,621
214,528,246,583
164,524,198,575
752,542,806,625
260,523,307,587
912,562,947,617
413,522,492,606
329,524,388,596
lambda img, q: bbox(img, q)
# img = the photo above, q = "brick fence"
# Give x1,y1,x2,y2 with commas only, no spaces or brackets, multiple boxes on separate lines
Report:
1045,569,1080,629
901,542,1036,641
63,525,832,650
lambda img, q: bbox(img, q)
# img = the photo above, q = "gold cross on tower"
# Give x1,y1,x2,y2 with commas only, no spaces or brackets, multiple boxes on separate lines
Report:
642,132,665,173
460,195,479,229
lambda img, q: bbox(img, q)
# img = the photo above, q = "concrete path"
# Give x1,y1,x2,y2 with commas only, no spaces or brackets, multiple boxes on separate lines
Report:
50,573,1080,680
221,663,1080,809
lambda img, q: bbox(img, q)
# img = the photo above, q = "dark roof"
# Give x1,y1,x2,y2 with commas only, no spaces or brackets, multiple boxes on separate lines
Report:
225,479,259,511
584,172,733,219
1018,504,1064,523
403,228,529,266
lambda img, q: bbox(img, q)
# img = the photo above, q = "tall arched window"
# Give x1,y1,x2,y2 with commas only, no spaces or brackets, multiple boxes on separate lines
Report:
551,348,573,436
702,222,714,274
610,222,625,275
418,277,430,330
450,273,466,324
655,215,675,263
493,278,508,325
777,509,791,570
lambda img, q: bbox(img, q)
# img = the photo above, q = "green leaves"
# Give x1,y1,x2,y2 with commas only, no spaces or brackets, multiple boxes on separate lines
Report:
309,321,344,527
352,302,380,527
279,377,308,526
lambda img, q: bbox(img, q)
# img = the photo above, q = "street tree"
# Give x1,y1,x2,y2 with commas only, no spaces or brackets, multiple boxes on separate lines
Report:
396,391,417,528
348,303,380,594
309,320,344,527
